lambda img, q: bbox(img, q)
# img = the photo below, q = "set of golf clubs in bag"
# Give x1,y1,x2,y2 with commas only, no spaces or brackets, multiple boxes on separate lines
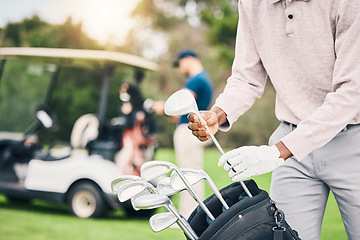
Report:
111,90,301,239
112,160,227,239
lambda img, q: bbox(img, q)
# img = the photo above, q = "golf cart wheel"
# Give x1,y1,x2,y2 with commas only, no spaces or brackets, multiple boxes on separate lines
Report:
67,182,108,218
122,200,155,218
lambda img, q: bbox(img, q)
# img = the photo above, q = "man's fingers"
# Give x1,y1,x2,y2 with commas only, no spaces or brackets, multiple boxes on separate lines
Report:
188,113,211,142
188,121,205,131
198,135,210,142
218,148,242,167
189,130,210,142
187,113,199,122
231,170,254,181
188,111,218,143
191,128,210,137
188,113,208,128
228,162,250,178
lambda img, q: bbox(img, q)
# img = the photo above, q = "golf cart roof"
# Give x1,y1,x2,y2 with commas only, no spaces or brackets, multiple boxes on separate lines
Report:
0,47,158,71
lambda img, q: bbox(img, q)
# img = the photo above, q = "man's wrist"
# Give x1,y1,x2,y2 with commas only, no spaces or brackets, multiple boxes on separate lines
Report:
275,141,293,160
210,106,228,126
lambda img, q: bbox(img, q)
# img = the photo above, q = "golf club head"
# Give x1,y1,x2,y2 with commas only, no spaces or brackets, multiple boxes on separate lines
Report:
157,177,182,196
149,212,178,232
164,89,198,116
142,161,216,220
140,161,176,181
111,175,142,194
170,168,203,191
132,193,171,210
130,189,153,211
117,181,154,202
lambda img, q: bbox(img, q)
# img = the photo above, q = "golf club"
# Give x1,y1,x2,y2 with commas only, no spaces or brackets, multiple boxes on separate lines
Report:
149,212,177,232
157,177,182,196
114,176,197,239
141,160,215,221
116,180,156,202
132,193,199,240
111,175,142,194
164,89,253,198
171,168,229,210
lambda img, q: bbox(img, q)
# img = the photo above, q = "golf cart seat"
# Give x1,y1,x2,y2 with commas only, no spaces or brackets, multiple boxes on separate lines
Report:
71,114,121,161
0,133,41,165
71,114,99,149
0,132,24,141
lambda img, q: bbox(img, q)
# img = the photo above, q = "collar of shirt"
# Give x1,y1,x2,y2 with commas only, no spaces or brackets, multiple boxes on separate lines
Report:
269,0,309,3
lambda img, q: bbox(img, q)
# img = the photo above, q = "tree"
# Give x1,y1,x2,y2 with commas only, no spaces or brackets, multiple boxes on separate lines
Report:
1,16,101,49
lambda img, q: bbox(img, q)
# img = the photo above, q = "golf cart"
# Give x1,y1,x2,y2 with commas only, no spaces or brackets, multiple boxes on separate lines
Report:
0,47,158,218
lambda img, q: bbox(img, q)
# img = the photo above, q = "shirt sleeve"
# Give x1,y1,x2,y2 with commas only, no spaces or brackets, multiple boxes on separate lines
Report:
214,0,268,132
281,0,360,160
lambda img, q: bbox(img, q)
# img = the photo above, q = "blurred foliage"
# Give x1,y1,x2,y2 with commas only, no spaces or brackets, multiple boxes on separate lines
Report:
200,0,238,66
1,16,101,49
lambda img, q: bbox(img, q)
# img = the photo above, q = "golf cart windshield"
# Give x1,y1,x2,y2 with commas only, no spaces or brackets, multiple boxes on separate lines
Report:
0,47,158,140
0,61,52,133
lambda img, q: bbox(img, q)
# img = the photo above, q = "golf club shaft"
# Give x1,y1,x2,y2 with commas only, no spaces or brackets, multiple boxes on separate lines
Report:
166,205,199,239
179,169,230,210
203,178,229,210
197,113,253,198
176,168,215,221
149,187,198,239
206,126,224,155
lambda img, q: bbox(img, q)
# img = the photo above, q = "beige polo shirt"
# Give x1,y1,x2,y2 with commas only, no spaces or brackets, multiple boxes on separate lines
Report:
215,0,360,160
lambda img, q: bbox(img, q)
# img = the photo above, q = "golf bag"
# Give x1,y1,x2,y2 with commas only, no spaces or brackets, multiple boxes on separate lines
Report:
187,180,301,240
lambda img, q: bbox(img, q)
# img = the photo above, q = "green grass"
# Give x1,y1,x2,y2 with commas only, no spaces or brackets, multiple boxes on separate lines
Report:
0,149,346,240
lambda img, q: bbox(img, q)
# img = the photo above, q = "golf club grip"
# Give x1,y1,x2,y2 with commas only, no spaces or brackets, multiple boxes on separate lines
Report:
196,112,253,198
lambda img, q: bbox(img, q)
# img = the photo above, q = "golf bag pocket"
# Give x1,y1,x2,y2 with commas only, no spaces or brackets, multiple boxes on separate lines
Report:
187,180,300,240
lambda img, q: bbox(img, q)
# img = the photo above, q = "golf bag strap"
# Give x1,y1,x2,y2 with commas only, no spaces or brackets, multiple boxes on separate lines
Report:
273,209,285,240
273,228,284,240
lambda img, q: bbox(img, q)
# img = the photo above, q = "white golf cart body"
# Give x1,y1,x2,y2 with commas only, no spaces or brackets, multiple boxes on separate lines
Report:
25,150,118,195
0,47,158,218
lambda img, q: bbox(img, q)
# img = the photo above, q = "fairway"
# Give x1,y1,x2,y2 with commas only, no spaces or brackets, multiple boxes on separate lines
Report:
0,149,347,240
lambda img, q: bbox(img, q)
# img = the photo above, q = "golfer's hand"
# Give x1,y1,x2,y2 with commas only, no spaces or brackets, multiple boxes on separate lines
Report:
187,111,219,142
218,145,285,181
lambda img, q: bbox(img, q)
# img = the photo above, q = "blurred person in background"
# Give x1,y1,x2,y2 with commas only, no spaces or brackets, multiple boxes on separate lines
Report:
114,82,157,176
152,49,214,219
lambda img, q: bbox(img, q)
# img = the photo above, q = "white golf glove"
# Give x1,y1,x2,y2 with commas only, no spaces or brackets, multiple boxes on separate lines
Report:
218,145,285,181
